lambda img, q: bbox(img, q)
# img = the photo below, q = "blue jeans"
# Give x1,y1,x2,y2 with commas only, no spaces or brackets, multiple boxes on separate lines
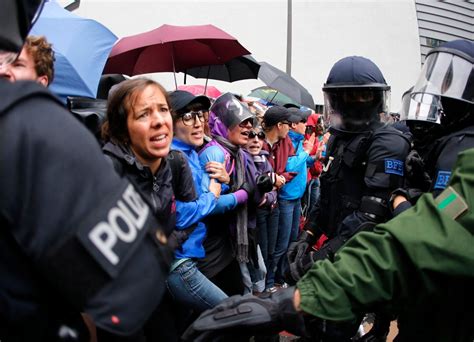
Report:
256,206,279,288
308,178,320,214
167,259,228,313
270,198,301,286
239,246,267,294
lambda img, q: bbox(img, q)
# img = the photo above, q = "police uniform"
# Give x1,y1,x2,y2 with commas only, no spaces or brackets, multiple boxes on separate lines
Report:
181,148,474,342
298,148,474,341
304,122,411,258
428,125,474,196
0,80,172,339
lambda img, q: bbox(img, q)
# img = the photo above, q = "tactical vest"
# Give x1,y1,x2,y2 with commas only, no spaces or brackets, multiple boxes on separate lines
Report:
318,125,407,238
428,125,474,194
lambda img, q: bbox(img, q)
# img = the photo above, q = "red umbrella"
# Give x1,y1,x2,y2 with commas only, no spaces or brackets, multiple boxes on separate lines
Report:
103,24,250,78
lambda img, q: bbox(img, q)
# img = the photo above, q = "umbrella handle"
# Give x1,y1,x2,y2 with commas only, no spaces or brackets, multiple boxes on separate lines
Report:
269,90,279,103
171,47,178,90
203,65,210,95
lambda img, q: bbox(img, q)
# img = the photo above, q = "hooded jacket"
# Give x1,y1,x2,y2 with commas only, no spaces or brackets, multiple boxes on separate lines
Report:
103,141,177,236
279,130,312,200
171,138,219,259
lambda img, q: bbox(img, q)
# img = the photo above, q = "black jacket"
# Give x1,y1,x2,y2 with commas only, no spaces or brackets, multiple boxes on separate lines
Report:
305,123,411,239
428,125,474,196
103,141,178,236
0,80,171,339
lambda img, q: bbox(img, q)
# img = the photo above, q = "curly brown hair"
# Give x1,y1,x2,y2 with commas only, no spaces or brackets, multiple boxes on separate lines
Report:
24,35,55,85
101,78,170,144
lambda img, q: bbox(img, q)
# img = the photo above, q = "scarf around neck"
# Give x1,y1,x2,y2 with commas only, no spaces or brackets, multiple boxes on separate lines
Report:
213,134,249,263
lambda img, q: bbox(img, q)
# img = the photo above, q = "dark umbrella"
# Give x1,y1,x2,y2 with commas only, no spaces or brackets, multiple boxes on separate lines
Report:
184,55,260,83
97,74,127,99
103,24,250,88
258,61,315,108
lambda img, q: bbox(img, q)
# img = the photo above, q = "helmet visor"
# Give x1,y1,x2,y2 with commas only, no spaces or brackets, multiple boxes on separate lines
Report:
412,50,473,105
399,90,442,124
323,88,390,129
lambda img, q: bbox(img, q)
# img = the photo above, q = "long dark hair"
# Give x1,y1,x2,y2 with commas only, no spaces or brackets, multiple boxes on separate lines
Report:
101,78,170,144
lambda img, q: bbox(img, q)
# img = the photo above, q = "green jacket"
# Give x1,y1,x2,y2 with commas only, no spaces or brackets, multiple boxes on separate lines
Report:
298,149,474,341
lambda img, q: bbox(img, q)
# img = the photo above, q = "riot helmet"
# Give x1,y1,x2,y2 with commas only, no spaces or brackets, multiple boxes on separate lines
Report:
400,86,442,124
400,86,443,151
0,0,44,67
411,39,474,131
322,56,390,131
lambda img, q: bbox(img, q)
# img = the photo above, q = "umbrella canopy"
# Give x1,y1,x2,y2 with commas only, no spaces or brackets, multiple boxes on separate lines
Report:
178,84,222,99
103,24,250,77
258,61,315,108
249,86,302,107
184,55,260,83
30,0,117,102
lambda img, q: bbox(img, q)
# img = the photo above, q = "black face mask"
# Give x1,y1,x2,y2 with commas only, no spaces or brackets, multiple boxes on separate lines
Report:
336,100,382,130
407,121,443,150
440,97,474,131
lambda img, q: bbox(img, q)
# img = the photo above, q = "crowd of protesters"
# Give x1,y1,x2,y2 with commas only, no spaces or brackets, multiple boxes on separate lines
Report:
1,17,473,340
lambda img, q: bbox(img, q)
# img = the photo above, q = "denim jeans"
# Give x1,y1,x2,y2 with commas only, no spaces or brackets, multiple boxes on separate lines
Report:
256,206,279,288
239,245,267,294
269,198,301,286
167,259,228,313
308,178,321,214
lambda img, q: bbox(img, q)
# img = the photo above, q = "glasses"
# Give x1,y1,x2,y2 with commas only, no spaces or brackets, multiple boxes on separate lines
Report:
248,131,266,140
181,110,206,126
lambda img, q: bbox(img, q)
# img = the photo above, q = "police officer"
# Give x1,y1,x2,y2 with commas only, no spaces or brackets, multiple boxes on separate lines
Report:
392,39,474,211
286,56,411,341
183,147,474,342
288,56,410,281
0,1,172,340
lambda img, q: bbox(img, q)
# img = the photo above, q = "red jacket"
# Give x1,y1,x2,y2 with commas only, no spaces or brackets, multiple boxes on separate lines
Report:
262,136,296,182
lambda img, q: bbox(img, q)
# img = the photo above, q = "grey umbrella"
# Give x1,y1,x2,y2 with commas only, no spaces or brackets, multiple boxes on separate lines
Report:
184,55,260,83
258,61,315,108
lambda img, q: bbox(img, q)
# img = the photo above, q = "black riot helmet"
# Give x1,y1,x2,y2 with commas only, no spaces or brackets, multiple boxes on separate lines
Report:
322,56,390,131
399,86,444,150
411,39,474,131
0,0,45,66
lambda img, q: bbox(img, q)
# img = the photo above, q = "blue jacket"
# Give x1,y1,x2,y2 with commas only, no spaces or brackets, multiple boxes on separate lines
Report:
279,130,311,200
172,139,217,259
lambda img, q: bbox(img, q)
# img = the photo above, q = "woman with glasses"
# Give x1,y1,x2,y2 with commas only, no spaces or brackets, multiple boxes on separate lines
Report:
165,90,235,314
245,127,279,294
197,92,266,296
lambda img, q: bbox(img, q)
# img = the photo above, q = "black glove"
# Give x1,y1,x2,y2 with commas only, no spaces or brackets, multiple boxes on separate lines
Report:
288,235,348,283
288,250,316,283
256,174,273,193
390,187,424,208
182,287,306,341
287,230,316,265
405,150,432,191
